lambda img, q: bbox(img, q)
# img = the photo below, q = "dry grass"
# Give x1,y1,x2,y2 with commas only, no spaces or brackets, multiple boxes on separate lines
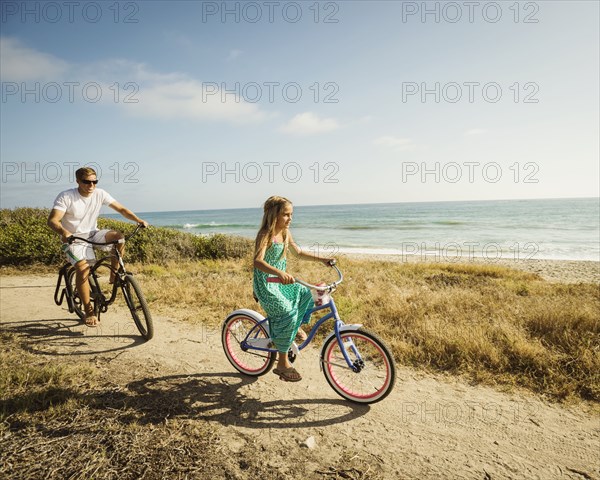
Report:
2,256,598,402
136,255,600,403
0,332,93,420
1,329,381,479
0,332,299,479
0,332,220,479
1,256,598,477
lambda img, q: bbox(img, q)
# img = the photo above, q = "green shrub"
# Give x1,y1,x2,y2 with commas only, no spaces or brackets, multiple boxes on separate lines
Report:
0,208,61,265
0,208,252,266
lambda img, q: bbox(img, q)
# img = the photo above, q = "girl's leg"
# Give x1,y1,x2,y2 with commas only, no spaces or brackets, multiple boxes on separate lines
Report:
277,351,291,370
275,352,301,381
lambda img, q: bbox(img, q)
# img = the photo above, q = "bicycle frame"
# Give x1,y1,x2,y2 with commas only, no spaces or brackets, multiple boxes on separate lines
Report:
53,224,154,340
241,295,366,373
88,256,124,310
54,263,76,311
54,225,139,313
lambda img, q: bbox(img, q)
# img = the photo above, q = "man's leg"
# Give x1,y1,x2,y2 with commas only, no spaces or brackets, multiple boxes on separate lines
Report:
74,259,98,326
104,231,125,283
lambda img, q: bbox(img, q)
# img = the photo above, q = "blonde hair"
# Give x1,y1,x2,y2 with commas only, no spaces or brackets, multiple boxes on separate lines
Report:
255,196,292,259
76,167,97,180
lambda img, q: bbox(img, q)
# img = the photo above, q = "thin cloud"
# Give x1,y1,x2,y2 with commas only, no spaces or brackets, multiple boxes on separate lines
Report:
126,80,266,123
280,112,340,136
227,49,243,61
0,37,69,81
0,37,267,124
465,128,487,136
374,136,415,151
162,31,194,49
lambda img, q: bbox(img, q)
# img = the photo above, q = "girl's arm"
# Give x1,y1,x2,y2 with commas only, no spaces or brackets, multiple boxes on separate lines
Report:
253,237,295,284
288,231,335,266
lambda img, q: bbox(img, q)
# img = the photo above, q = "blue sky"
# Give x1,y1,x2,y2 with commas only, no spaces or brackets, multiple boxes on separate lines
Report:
1,0,598,212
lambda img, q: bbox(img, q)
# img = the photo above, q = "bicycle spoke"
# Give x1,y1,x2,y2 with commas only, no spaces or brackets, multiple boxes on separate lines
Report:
222,315,275,375
122,275,153,340
322,330,395,403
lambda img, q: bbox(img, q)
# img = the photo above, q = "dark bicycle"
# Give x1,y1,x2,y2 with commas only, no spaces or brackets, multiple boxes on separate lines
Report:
54,224,153,340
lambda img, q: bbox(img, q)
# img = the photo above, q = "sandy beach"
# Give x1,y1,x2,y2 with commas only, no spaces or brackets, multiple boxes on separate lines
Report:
344,254,600,285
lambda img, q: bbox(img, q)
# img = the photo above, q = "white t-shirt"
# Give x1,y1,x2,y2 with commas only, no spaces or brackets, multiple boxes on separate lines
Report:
52,188,116,234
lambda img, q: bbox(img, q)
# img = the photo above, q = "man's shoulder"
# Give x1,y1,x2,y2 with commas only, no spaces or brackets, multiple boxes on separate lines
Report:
94,188,115,201
94,188,115,205
54,188,78,202
58,187,78,196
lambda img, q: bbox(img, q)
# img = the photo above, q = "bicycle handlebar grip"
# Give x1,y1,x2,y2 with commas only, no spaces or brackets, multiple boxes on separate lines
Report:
267,277,282,283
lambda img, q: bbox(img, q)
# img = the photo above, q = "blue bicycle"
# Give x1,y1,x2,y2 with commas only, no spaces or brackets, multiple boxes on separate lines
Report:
221,263,396,404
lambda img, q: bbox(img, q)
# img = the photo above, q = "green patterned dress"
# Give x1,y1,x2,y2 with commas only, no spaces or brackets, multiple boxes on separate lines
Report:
253,241,314,353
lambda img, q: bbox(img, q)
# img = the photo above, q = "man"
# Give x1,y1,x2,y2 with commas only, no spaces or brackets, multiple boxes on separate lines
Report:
48,167,149,327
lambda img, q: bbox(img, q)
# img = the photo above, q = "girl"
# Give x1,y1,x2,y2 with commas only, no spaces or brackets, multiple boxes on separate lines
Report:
253,196,334,382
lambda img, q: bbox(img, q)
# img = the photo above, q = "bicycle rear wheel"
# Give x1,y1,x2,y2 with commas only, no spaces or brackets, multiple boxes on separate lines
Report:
121,274,154,340
321,329,396,404
222,314,275,376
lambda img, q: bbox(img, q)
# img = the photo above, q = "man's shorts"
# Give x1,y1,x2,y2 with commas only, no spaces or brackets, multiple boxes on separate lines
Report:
61,229,112,266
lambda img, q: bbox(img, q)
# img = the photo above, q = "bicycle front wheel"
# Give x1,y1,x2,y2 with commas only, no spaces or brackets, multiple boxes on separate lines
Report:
222,314,275,376
121,274,154,340
321,329,396,404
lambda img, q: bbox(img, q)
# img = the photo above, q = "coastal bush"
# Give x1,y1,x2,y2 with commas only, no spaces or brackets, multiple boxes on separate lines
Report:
0,208,62,265
0,208,252,266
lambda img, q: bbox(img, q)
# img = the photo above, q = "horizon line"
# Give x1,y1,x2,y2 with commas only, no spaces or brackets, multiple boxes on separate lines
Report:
123,196,599,216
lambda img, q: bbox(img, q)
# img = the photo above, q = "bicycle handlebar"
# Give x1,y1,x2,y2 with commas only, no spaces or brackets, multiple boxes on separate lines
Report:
67,223,146,246
266,260,343,291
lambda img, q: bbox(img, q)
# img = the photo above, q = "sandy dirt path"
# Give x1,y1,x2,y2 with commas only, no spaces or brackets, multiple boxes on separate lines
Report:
1,274,598,480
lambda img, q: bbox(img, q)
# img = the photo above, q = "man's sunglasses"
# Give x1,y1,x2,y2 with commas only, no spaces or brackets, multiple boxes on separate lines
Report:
81,179,98,185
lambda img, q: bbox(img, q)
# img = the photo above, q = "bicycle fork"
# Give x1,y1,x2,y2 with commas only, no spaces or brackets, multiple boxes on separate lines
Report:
319,322,366,373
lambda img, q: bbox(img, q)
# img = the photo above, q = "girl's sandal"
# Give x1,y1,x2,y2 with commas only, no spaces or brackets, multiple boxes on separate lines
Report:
273,367,302,382
295,328,308,343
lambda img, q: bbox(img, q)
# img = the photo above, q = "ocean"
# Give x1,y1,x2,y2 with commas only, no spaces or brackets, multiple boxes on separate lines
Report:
106,198,600,262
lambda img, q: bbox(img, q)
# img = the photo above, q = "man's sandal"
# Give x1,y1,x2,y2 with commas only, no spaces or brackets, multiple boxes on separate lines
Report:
273,367,302,382
84,313,99,327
